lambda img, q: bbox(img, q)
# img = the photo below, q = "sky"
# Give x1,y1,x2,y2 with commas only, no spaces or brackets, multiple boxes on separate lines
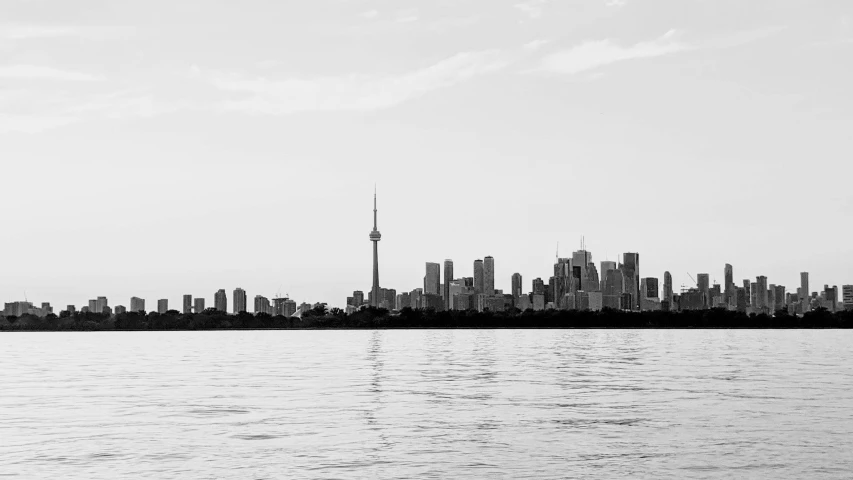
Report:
1,0,852,311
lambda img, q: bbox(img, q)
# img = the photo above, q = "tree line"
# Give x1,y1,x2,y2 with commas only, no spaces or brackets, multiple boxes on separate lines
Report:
1,305,851,331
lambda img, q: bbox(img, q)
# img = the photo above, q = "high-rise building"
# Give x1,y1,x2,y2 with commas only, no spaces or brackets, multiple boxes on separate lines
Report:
642,278,659,299
620,253,639,311
697,274,710,308
254,295,272,315
182,295,192,314
130,297,145,313
663,272,674,305
800,272,810,312
603,269,623,310
473,259,484,294
743,280,751,304
484,256,495,296
95,297,109,315
157,299,168,314
115,305,126,315
843,285,853,311
214,289,227,312
233,288,247,314
532,278,546,295
774,285,786,312
768,285,777,313
194,298,205,313
724,264,734,304
511,273,522,298
755,276,768,311
88,299,97,313
353,291,364,307
369,189,382,307
443,260,454,310
425,263,440,295
600,261,617,292
572,250,591,291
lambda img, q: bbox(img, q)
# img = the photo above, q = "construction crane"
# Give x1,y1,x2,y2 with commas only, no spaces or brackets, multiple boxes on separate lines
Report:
687,273,697,287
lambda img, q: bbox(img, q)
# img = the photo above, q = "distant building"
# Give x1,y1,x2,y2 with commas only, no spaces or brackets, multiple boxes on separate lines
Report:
444,260,454,310
588,292,603,312
774,285,786,312
65,305,76,314
409,288,423,310
88,299,97,313
511,273,523,298
130,297,145,313
603,268,623,310
800,272,810,312
473,259,484,294
423,293,444,311
663,272,673,305
182,295,192,314
516,294,531,311
756,276,769,311
194,298,205,313
485,296,505,312
532,294,545,311
215,289,227,312
843,285,853,311
254,295,272,315
453,293,470,311
157,299,168,314
532,278,546,295
353,291,365,307
678,289,705,311
425,263,441,295
233,288,247,314
697,274,710,308
620,253,639,311
115,305,127,315
484,256,495,295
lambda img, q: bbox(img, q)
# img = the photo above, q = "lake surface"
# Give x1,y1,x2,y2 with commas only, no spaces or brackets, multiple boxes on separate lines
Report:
1,330,851,479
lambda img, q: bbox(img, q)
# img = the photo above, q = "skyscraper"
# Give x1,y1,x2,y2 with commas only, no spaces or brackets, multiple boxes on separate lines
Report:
484,256,495,296
697,274,710,308
233,288,247,314
214,289,227,312
511,273,522,298
369,189,382,307
473,259,484,294
425,263,440,295
800,272,810,312
157,299,168,314
443,260,454,310
95,296,109,315
353,291,364,307
194,298,205,313
182,294,192,314
663,272,674,305
843,285,853,311
620,253,639,311
724,264,734,304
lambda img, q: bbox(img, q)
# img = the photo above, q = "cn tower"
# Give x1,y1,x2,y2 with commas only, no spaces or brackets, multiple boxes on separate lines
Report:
369,187,381,307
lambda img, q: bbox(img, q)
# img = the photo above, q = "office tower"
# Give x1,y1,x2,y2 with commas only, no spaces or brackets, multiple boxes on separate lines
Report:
532,278,546,295
750,282,758,309
724,264,734,303
484,256,495,295
353,291,364,307
774,285,786,311
585,263,600,292
182,295,192,314
66,305,76,314
736,287,747,312
572,250,591,290
95,297,108,315
425,263,440,295
254,295,272,315
642,278,659,299
843,285,853,310
130,297,145,313
88,299,97,313
443,260,454,310
473,259,484,294
215,289,227,312
603,268,624,310
553,257,571,308
663,272,674,304
233,288,247,314
157,299,168,314
600,261,617,291
194,298,205,313
743,280,751,305
824,285,838,312
800,272,810,312
755,276,768,311
620,253,639,311
768,285,777,313
511,273,522,298
410,288,423,310
369,189,382,307
383,288,396,310
115,305,126,315
283,299,297,317
696,274,710,308
397,292,411,310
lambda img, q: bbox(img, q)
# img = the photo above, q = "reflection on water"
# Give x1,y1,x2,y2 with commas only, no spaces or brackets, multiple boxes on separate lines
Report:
1,330,852,479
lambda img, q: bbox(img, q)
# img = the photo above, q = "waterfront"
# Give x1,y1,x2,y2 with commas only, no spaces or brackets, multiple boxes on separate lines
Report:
1,330,851,479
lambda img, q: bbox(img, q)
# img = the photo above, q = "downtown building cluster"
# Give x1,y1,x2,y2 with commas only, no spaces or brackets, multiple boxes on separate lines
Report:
352,193,852,316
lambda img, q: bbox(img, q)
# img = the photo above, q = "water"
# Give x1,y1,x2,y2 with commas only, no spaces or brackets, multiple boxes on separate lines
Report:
1,330,851,479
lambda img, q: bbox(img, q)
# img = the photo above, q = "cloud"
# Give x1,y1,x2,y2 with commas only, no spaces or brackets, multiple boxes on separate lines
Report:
0,64,103,81
533,27,788,76
0,24,133,40
535,29,689,75
204,50,510,115
358,10,379,19
606,0,626,8
515,0,548,19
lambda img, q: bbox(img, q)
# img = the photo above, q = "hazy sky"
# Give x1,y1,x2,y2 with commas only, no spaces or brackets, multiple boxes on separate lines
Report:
2,0,851,310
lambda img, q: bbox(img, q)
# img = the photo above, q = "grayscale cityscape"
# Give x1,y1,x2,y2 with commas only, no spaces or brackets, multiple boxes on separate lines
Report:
4,191,851,320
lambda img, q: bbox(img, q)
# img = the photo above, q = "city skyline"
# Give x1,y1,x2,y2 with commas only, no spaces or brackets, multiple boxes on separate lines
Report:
2,0,852,311
3,190,850,315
